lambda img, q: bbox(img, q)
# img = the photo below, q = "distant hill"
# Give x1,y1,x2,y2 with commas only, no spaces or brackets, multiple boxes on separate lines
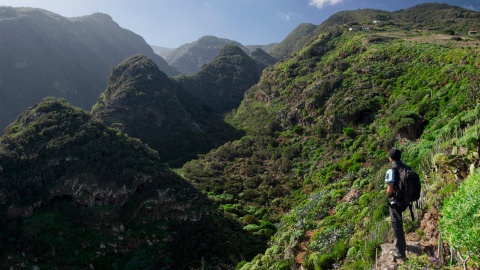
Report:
162,35,248,74
162,35,278,75
151,45,174,58
269,23,317,60
249,47,278,74
0,97,264,268
245,43,278,53
270,3,480,59
392,3,480,32
0,7,180,130
93,45,259,166
175,44,260,112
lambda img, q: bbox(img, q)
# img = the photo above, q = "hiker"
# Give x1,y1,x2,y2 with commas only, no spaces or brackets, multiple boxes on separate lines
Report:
385,148,407,259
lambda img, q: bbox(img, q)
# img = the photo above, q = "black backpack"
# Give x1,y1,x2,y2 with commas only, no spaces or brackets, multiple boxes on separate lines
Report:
393,162,421,219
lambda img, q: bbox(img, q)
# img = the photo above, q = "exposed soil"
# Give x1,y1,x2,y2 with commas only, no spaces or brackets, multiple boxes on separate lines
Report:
295,230,317,265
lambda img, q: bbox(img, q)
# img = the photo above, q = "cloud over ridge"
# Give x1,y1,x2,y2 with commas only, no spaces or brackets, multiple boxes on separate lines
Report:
309,0,344,9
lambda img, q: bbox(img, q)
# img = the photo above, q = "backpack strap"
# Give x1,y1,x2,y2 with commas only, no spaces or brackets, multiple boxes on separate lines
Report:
391,164,400,191
408,203,414,221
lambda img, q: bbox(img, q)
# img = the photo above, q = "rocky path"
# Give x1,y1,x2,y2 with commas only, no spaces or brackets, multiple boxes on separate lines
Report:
376,241,425,269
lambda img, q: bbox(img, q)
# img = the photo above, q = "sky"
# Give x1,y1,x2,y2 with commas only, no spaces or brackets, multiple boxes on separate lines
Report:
0,0,479,48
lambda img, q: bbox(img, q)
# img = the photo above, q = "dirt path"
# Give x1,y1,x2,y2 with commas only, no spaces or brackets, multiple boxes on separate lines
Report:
295,230,317,265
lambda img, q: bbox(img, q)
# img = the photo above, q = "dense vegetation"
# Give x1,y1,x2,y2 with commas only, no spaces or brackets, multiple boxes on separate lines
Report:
0,98,265,269
180,16,480,269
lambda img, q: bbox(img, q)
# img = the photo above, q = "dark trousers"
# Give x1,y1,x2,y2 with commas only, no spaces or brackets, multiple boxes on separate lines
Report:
389,205,406,256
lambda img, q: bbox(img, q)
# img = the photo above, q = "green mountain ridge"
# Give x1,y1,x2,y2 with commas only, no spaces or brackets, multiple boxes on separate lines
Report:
180,9,480,270
271,3,480,60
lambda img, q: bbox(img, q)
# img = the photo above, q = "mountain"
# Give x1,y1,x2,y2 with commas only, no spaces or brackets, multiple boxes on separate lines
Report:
249,48,278,74
0,7,180,130
175,44,260,113
163,35,258,75
2,2,480,269
270,3,480,59
93,45,259,166
150,45,174,58
392,3,480,32
178,4,480,269
0,97,264,269
92,54,207,167
269,23,318,60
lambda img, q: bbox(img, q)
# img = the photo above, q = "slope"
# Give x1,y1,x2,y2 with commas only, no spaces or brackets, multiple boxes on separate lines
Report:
180,12,480,270
270,3,479,59
0,97,264,269
0,7,179,130
269,23,317,60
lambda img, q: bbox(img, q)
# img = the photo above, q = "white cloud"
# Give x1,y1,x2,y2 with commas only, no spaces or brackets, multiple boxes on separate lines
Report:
309,0,345,9
278,12,305,22
279,12,292,21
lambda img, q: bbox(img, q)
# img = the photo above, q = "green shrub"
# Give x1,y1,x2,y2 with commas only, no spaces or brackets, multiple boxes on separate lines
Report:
440,169,480,267
343,127,355,138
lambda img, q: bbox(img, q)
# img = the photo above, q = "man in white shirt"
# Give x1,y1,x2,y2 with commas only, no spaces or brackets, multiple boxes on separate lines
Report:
385,148,407,259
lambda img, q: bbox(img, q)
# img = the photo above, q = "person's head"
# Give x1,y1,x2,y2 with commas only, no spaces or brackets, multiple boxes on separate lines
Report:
388,148,401,161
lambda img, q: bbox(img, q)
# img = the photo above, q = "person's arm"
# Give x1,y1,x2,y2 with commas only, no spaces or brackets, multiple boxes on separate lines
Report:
386,183,395,197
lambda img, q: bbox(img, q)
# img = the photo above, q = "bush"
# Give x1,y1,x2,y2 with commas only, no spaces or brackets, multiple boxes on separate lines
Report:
440,169,480,267
343,127,355,138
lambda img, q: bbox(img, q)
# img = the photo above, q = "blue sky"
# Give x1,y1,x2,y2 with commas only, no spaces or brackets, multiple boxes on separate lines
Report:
0,0,479,48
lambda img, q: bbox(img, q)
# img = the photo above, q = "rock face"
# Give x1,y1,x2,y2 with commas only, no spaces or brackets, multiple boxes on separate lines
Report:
0,7,179,130
0,97,263,269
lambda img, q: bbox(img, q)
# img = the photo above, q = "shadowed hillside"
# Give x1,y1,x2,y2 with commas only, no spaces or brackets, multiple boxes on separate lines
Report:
163,35,246,74
0,7,179,130
0,97,265,269
93,45,259,167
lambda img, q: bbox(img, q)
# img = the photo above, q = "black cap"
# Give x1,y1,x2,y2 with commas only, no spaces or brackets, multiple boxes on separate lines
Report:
388,148,401,160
